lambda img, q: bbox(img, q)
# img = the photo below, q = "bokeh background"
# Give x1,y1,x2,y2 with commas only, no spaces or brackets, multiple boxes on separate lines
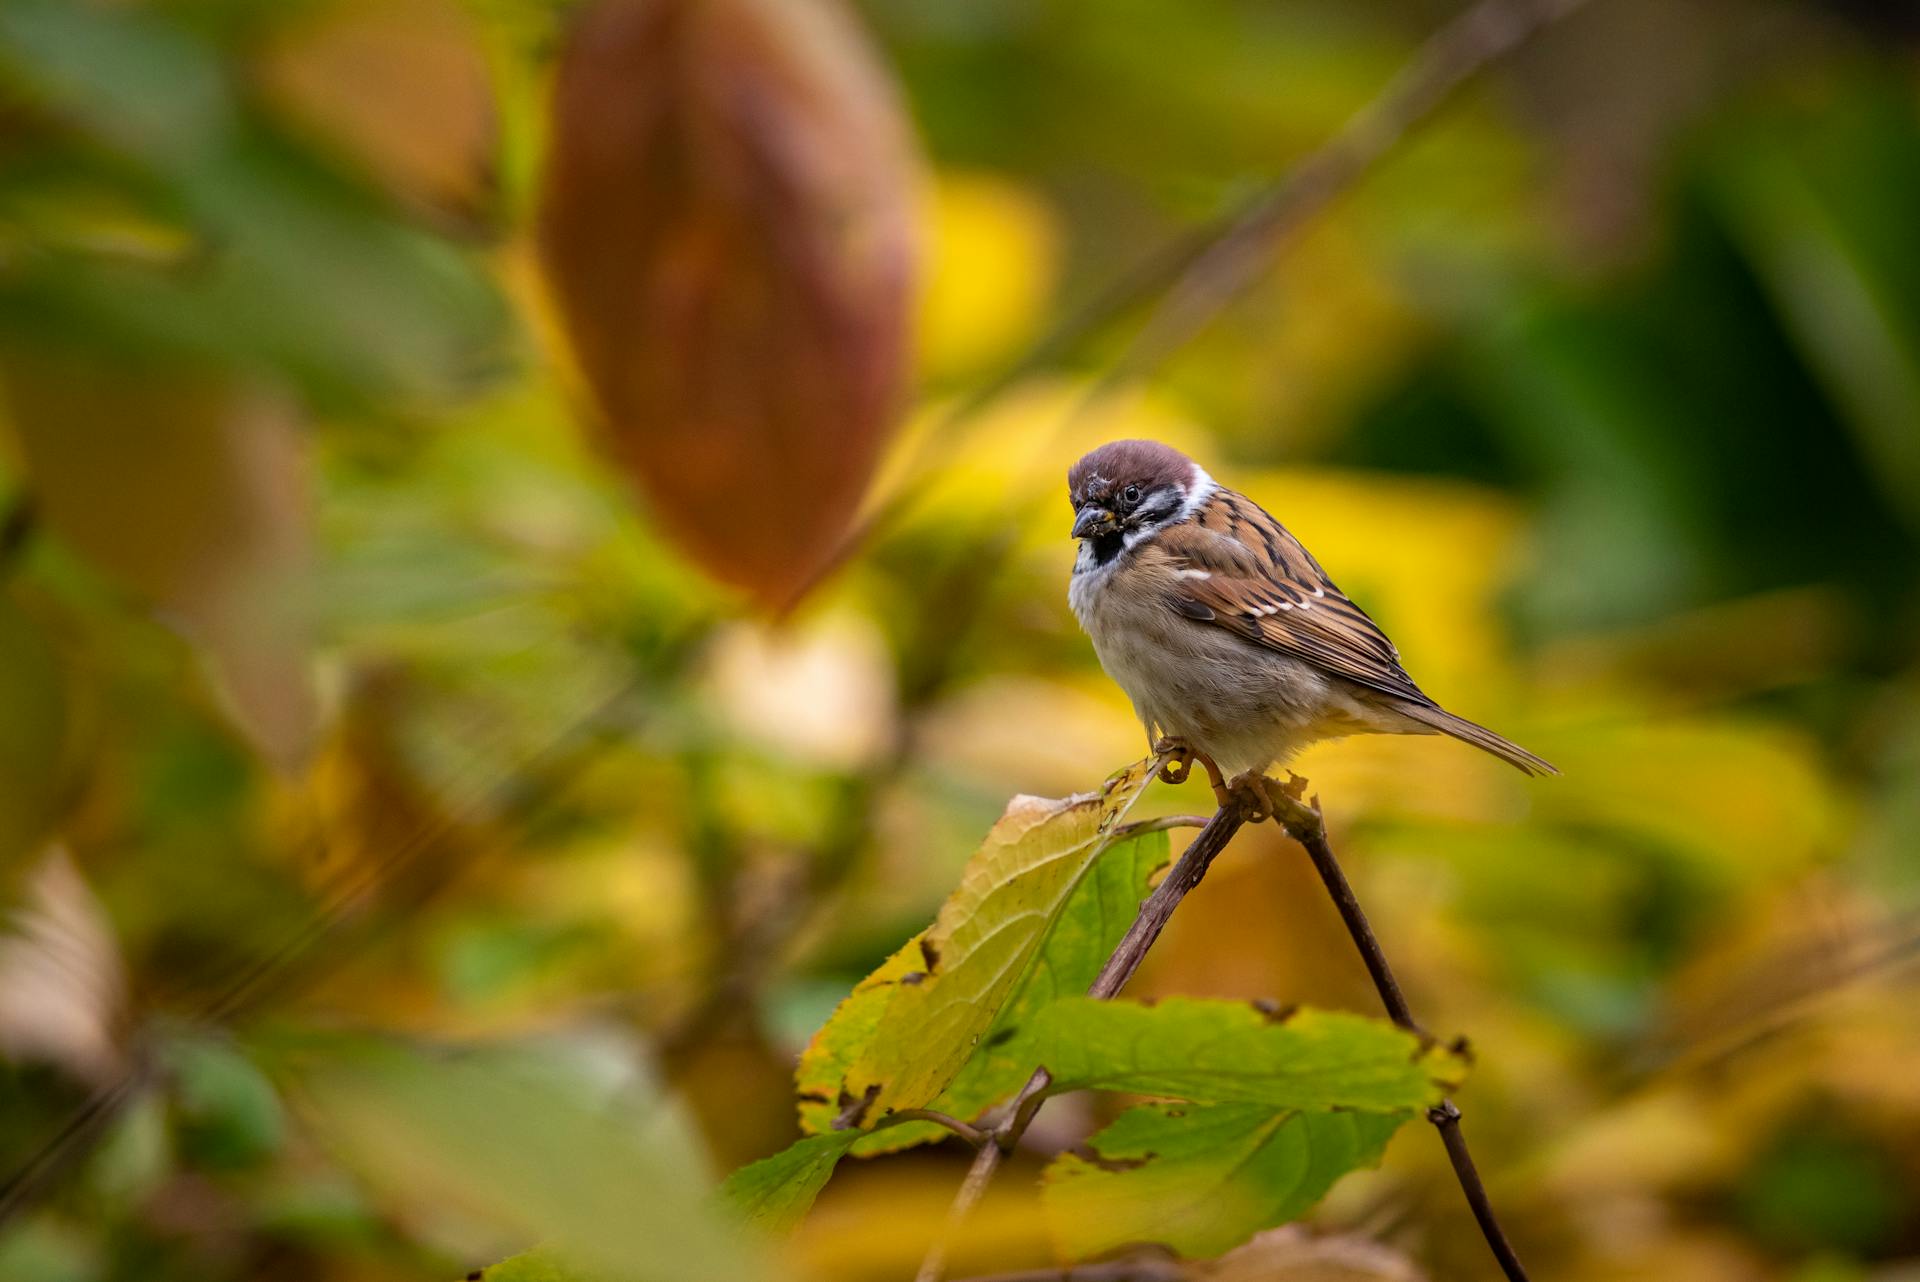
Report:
2,0,1919,1279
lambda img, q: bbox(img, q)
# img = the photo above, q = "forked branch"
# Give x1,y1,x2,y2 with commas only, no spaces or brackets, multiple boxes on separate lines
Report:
914,776,1535,1282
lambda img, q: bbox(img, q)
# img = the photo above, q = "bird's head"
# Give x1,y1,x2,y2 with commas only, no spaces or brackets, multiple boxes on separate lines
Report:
1067,439,1212,550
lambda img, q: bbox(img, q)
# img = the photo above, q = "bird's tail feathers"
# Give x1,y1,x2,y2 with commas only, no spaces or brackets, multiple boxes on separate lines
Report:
1402,704,1558,777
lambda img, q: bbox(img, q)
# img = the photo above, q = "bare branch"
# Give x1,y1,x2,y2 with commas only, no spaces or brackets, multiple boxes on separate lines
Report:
912,773,1536,1282
802,0,1596,601
1098,0,1595,397
1086,809,1246,999
879,1108,992,1149
1269,787,1531,1282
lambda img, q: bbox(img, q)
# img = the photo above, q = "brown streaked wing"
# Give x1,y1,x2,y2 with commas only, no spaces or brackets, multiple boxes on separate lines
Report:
1158,495,1434,707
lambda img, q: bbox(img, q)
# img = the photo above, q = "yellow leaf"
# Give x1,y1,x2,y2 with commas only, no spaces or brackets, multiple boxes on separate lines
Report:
801,758,1156,1123
917,171,1061,378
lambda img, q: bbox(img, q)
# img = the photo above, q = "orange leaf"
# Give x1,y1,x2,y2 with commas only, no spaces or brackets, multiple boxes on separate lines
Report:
537,0,919,609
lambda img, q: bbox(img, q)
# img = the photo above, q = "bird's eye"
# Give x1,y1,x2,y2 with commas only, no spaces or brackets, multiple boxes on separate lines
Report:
1122,485,1141,505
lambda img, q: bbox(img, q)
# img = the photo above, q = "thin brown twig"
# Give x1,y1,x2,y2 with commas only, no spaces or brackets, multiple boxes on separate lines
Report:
798,0,1596,604
879,1108,991,1149
1109,814,1212,842
1094,0,1595,402
913,803,1251,1282
1269,788,1531,1282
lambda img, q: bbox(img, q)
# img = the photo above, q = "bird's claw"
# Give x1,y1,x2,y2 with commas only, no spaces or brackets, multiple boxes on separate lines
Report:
1154,737,1194,785
1222,771,1317,826
1154,737,1225,795
1224,771,1275,822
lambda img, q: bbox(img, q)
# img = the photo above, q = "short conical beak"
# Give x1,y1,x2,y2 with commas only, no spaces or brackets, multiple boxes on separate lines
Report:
1072,505,1115,540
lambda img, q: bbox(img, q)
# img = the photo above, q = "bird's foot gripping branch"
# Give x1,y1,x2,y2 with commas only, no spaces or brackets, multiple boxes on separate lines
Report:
706,752,1534,1282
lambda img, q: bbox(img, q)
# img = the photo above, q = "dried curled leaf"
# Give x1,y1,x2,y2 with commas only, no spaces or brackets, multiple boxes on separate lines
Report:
538,0,919,608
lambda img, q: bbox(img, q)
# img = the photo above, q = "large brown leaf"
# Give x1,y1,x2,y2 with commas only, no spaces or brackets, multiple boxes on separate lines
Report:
537,0,918,609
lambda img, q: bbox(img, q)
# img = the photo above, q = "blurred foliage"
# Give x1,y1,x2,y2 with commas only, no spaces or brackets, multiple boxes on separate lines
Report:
0,0,1916,1280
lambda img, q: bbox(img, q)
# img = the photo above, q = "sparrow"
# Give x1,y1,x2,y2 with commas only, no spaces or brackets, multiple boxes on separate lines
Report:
1066,439,1555,802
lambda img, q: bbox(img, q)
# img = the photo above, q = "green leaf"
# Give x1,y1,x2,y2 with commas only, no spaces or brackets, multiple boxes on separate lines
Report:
799,829,1173,1158
0,0,508,407
1030,997,1466,1112
165,1033,286,1171
794,931,934,1146
1042,1103,1404,1260
719,1131,862,1234
927,829,1171,1124
270,1034,761,1282
1706,91,1920,530
801,758,1157,1125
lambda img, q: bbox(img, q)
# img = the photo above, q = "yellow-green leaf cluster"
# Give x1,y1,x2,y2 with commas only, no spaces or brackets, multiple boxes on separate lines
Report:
802,757,1157,1125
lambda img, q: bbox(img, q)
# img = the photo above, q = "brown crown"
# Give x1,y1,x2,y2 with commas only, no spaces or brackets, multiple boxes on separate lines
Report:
1067,439,1197,506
